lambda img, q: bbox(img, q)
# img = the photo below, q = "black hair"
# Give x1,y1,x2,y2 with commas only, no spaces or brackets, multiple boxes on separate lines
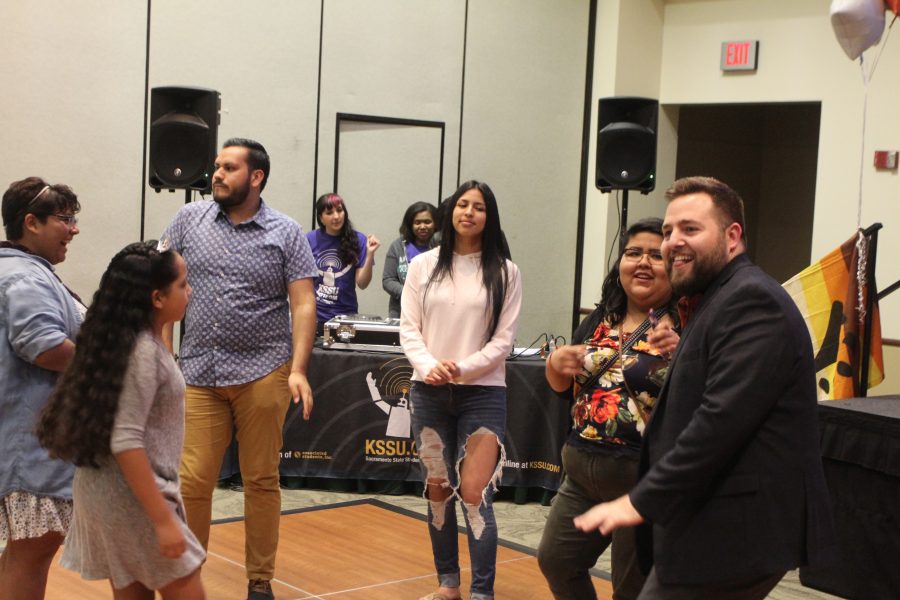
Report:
223,138,270,191
426,180,510,341
574,217,677,342
2,177,80,240
399,201,439,244
37,241,180,467
315,193,360,266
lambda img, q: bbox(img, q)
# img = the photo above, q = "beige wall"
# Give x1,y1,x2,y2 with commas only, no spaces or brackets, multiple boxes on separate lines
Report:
581,0,670,308
0,2,148,300
878,344,900,397
461,0,588,341
3,0,897,368
0,0,589,346
145,0,322,238
657,0,899,342
658,0,900,391
582,0,898,391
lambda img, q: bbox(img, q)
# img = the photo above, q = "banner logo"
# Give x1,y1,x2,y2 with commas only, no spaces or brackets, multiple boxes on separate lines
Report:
366,357,414,439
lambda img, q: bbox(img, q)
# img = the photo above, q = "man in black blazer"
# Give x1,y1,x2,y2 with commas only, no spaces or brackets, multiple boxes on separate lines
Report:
575,177,835,599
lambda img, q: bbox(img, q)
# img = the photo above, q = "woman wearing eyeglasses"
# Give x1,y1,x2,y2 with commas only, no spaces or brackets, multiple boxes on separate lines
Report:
0,177,84,599
538,218,679,600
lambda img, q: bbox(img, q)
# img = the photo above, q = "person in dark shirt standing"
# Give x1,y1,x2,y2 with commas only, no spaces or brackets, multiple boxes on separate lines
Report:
575,176,836,600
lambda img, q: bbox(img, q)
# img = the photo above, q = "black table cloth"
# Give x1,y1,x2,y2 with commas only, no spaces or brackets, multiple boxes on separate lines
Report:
800,396,900,599
221,347,570,492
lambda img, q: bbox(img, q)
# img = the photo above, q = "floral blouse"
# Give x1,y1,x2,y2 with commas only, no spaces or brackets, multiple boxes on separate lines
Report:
568,320,669,454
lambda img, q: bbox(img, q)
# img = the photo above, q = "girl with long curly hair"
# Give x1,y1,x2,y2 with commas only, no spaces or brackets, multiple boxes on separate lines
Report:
37,241,206,599
306,193,380,326
399,180,522,600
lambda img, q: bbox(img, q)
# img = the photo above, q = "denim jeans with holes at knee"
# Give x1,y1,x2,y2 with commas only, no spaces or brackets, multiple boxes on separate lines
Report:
410,381,507,600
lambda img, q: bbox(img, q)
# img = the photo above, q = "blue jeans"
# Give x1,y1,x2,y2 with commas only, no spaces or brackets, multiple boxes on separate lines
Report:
410,382,507,600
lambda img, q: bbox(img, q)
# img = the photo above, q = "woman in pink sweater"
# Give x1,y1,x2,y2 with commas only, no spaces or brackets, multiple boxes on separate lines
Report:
399,180,522,600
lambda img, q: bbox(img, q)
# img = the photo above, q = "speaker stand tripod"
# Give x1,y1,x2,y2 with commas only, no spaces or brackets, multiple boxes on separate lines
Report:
176,188,193,350
619,188,630,250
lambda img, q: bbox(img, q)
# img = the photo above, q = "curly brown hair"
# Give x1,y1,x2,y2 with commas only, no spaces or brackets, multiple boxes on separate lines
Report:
37,241,180,467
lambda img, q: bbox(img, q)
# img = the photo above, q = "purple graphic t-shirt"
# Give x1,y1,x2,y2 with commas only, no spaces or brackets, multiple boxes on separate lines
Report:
306,229,368,322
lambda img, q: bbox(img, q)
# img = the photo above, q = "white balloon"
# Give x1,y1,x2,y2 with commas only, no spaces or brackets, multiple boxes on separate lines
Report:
830,0,886,60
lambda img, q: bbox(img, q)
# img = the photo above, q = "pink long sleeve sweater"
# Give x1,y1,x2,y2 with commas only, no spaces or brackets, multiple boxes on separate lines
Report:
399,248,522,386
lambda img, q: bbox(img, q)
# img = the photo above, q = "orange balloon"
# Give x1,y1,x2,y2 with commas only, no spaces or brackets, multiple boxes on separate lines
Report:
887,0,900,15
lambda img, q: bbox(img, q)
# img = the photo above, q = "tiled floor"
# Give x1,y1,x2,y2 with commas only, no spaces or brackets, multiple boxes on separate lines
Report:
212,486,845,600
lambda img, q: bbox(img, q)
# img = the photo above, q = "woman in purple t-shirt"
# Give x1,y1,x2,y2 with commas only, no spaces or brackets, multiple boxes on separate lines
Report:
306,193,380,325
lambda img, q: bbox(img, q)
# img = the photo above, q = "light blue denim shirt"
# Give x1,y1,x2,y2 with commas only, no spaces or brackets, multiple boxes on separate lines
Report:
162,199,317,386
0,248,82,499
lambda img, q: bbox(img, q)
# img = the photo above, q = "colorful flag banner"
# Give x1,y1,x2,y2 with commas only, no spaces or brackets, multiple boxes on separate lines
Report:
783,231,884,400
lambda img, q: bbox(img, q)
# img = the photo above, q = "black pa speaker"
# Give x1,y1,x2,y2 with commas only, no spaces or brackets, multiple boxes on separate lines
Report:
596,97,658,193
148,86,220,193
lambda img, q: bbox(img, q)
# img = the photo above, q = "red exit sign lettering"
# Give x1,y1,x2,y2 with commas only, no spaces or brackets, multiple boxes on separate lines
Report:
721,40,759,71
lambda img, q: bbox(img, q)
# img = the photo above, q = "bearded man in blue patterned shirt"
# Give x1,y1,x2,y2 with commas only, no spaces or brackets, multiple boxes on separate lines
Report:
162,138,317,600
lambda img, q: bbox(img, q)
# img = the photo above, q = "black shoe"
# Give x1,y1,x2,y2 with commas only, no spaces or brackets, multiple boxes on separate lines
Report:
248,578,274,600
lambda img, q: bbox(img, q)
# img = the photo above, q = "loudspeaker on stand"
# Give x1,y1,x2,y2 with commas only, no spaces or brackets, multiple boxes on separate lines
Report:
148,86,220,194
596,96,658,193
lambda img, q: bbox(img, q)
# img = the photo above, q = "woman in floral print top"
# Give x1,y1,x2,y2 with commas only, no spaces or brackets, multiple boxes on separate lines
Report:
538,218,679,600
570,320,669,449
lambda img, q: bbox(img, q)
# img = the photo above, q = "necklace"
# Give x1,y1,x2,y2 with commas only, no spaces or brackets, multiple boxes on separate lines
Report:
621,312,648,335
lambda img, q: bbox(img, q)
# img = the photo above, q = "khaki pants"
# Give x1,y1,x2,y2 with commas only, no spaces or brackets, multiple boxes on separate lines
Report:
179,362,291,580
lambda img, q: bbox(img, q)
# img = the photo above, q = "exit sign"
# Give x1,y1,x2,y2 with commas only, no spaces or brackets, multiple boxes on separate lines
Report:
721,40,759,71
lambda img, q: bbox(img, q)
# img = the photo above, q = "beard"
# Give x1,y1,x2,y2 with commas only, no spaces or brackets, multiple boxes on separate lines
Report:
213,178,250,208
667,236,729,297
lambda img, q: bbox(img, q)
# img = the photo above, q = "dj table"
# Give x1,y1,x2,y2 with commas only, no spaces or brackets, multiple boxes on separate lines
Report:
222,347,570,491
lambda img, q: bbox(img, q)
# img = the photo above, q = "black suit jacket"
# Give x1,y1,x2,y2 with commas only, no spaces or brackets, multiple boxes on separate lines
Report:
630,254,836,584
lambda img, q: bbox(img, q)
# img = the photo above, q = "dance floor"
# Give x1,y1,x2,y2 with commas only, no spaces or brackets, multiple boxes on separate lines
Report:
46,499,611,599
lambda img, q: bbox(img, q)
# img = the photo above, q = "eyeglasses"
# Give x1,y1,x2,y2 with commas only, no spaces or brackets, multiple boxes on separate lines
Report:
52,214,79,227
622,247,663,264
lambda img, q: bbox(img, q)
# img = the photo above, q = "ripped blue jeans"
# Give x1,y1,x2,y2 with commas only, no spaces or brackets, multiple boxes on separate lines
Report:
410,382,507,600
